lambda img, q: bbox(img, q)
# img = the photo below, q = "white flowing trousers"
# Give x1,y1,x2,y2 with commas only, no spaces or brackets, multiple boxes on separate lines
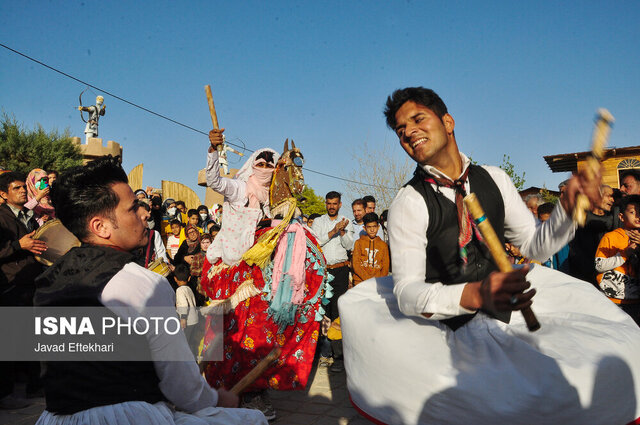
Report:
340,265,640,425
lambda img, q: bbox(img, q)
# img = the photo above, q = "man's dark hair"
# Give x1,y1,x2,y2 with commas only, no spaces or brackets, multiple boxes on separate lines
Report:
384,87,449,129
325,191,341,201
537,202,555,217
187,209,198,218
0,171,26,193
208,223,221,232
47,170,59,178
169,219,182,227
363,212,379,225
309,213,321,221
201,233,213,242
173,264,191,282
351,199,366,208
620,195,640,214
175,200,186,208
256,151,275,165
50,156,127,241
362,195,376,204
621,169,640,183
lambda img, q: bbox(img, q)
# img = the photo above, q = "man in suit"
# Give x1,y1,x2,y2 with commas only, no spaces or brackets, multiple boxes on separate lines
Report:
0,171,46,408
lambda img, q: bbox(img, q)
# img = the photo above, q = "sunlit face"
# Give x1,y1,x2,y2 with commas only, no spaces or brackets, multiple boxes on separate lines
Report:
364,221,379,239
0,180,28,207
539,213,551,222
600,186,614,212
365,202,375,213
326,197,341,217
186,227,199,241
526,199,538,216
621,203,640,230
352,204,365,223
201,238,211,251
136,192,147,200
394,101,454,167
188,215,198,226
621,175,640,196
102,183,148,251
48,173,57,184
171,223,182,236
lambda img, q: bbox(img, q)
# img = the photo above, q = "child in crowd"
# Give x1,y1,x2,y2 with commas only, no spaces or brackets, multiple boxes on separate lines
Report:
208,223,221,239
174,264,200,357
307,213,321,228
351,212,390,285
187,209,203,233
595,194,640,325
166,219,183,261
192,233,212,306
537,202,554,223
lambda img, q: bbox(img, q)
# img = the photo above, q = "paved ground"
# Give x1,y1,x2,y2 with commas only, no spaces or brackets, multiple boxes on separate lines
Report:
0,360,369,425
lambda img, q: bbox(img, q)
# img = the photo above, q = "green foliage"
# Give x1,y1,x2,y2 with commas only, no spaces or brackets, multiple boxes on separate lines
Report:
298,185,326,216
540,187,559,204
0,113,83,174
499,154,526,191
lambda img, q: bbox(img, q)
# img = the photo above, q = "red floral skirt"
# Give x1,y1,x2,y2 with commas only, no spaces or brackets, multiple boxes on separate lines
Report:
201,230,326,392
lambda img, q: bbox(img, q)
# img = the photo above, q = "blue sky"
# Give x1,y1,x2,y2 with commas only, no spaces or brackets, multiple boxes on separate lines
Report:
2,1,639,215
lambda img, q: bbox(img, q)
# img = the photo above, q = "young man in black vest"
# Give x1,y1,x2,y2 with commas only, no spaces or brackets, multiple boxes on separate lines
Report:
34,156,267,424
384,87,600,327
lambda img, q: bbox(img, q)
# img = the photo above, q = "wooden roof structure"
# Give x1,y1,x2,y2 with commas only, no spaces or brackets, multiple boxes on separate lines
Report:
544,146,640,189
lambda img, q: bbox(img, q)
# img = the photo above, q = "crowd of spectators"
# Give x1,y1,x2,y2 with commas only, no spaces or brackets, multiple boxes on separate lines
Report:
1,163,640,415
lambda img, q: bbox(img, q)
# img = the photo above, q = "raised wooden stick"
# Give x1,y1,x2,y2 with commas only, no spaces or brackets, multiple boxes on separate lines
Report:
204,84,223,154
573,108,615,226
464,193,540,332
230,347,281,395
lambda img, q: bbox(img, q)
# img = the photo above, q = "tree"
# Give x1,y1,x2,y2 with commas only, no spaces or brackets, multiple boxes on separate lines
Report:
0,114,83,173
343,142,413,212
499,154,526,191
298,186,326,216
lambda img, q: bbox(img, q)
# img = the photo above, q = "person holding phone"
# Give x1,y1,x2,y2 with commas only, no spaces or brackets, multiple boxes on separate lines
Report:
25,168,55,225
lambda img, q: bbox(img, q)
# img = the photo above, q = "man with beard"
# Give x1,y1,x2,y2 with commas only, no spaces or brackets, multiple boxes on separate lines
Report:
311,191,354,372
33,156,266,425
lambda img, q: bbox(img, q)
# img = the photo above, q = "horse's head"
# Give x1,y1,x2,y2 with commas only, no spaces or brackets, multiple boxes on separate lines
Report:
270,138,305,208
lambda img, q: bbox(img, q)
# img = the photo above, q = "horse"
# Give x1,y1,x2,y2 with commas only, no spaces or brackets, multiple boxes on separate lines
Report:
200,138,332,395
270,138,305,218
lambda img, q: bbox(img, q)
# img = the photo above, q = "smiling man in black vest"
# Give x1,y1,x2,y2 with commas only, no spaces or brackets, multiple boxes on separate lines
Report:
385,87,598,328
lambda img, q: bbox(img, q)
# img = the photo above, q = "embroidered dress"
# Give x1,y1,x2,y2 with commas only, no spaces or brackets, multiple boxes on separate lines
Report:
201,227,332,391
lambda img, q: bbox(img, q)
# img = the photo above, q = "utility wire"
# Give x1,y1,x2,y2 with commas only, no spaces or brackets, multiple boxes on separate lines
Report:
0,42,396,190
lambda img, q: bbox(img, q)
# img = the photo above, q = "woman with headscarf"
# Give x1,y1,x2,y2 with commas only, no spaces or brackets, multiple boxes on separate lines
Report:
196,204,212,233
25,168,55,225
173,224,201,267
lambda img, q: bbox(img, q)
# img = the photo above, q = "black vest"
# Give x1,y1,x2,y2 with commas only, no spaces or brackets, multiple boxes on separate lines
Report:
34,245,166,414
407,164,505,330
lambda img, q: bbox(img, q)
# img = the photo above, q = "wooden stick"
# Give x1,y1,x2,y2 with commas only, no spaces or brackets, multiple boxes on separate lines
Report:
573,108,615,226
230,347,281,395
204,84,223,153
464,193,540,332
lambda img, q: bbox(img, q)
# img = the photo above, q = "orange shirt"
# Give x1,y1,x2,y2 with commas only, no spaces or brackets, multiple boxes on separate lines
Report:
352,235,390,285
